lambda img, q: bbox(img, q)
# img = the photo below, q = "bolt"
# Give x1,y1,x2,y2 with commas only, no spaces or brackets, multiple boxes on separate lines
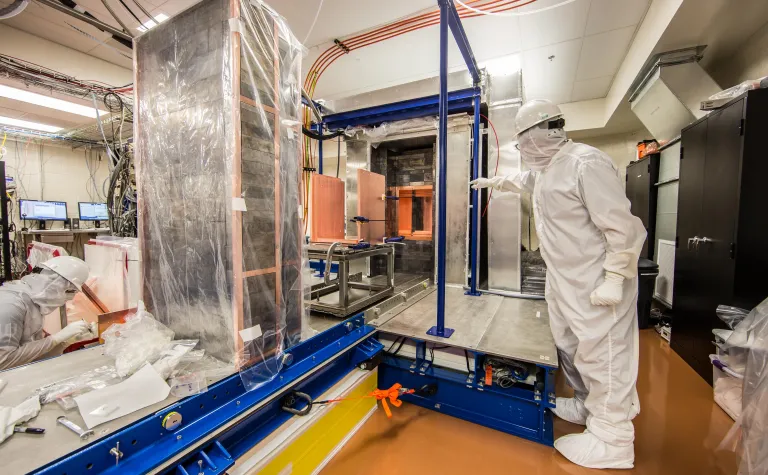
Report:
236,401,241,405
177,435,183,440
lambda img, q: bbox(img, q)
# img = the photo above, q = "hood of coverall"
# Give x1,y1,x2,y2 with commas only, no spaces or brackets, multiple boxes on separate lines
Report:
518,122,568,171
1,269,77,316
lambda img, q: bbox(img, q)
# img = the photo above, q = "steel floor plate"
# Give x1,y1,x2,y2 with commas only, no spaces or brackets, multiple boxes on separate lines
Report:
377,287,558,367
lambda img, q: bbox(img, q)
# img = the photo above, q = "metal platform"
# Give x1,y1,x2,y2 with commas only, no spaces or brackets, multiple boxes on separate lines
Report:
376,286,558,367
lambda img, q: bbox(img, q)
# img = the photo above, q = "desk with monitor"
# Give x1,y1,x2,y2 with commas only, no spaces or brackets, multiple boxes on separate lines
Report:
18,200,111,260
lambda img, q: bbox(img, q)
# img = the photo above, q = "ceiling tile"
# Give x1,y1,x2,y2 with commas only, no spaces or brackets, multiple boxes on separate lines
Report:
522,38,582,96
585,0,649,36
576,25,635,80
86,44,134,70
518,0,590,50
524,82,573,105
270,0,436,48
570,75,613,102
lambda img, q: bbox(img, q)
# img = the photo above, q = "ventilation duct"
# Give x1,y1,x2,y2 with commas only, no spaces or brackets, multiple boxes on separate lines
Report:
629,47,721,142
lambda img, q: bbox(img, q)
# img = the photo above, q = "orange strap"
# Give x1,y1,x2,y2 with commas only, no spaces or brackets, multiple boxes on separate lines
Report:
313,383,413,418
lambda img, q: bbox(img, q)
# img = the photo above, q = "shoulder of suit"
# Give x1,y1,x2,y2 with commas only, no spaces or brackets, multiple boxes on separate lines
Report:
567,142,617,170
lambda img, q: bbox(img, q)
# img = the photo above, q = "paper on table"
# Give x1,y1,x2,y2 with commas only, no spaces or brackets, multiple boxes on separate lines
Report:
74,364,171,429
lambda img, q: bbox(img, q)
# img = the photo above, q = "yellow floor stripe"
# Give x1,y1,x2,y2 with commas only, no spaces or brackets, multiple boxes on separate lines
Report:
252,370,378,475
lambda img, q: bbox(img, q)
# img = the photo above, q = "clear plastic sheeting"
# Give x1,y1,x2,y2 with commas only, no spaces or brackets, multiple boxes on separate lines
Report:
36,365,121,408
708,76,768,102
101,305,174,377
135,0,309,392
26,241,68,270
717,304,750,330
718,297,768,474
345,117,439,145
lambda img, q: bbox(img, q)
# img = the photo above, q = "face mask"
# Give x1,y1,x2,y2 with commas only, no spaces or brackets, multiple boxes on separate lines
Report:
518,124,567,171
18,270,76,315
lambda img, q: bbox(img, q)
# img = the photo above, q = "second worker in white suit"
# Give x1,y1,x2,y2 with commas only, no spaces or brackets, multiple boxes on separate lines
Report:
471,100,646,469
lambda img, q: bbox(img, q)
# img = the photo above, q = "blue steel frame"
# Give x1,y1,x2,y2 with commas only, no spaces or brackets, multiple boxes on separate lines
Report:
34,315,382,475
321,88,478,131
378,338,556,446
428,0,483,338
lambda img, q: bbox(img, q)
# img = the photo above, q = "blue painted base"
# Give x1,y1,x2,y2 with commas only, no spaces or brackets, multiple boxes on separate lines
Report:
378,349,555,446
464,290,482,296
426,326,455,338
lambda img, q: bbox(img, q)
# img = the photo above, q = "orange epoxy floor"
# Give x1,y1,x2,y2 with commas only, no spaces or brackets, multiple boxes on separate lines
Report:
320,330,739,475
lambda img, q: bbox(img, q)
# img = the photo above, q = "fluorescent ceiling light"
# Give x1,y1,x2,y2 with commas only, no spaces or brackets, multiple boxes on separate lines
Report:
0,84,108,118
0,116,62,133
137,13,169,32
480,55,521,77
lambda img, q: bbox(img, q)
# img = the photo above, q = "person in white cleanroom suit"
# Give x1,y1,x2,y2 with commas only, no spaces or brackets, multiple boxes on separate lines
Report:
0,256,92,370
471,100,646,469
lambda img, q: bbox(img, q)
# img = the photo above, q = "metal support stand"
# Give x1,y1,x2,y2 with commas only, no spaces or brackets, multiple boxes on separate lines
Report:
429,0,454,339
430,0,482,336
466,94,482,296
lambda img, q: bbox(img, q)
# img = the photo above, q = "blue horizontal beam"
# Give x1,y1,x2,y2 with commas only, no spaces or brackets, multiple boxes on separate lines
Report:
443,0,481,85
322,87,480,130
35,315,378,475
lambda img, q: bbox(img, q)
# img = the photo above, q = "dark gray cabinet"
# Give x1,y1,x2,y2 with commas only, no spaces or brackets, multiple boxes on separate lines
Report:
626,154,659,259
672,88,768,383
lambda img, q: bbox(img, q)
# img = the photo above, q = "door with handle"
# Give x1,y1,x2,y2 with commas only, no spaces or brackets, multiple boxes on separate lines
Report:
673,119,708,359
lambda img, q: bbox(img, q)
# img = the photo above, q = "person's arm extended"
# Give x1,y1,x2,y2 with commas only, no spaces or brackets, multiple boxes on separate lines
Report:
470,170,537,193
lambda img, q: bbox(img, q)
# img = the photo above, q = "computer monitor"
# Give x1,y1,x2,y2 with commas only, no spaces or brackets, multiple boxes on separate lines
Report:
78,202,109,227
19,199,67,229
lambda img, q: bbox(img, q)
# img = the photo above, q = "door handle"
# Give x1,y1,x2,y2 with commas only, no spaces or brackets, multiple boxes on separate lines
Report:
688,237,699,251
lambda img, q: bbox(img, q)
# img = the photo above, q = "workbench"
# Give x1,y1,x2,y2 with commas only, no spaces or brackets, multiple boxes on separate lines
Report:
0,347,231,475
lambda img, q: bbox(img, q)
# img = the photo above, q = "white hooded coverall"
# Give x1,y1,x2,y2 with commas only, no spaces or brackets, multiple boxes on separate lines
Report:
510,141,646,446
0,270,75,370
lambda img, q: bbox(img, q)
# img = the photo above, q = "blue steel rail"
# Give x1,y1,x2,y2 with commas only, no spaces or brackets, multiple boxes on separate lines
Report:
321,88,478,131
378,338,556,446
34,315,382,475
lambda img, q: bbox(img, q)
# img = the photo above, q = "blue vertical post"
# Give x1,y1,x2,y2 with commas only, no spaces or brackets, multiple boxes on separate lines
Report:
466,94,482,296
427,0,454,339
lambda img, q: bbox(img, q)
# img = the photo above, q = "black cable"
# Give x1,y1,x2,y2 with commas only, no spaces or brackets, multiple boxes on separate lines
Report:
385,337,406,357
302,126,344,141
429,345,450,364
464,349,471,373
117,0,142,23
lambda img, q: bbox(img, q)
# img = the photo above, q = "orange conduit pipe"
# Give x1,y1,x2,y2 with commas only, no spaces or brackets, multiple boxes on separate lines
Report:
304,0,537,97
304,0,517,92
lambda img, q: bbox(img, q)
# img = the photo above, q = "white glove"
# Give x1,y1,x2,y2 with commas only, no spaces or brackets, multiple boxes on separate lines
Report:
52,321,91,345
470,175,525,193
590,272,625,306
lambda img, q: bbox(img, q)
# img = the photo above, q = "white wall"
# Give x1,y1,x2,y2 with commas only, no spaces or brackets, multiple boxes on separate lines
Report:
709,20,768,88
2,137,109,231
579,128,651,183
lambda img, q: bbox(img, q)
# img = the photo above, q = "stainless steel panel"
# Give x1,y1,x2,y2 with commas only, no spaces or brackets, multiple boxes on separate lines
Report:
442,119,472,286
487,103,522,291
377,287,503,350
488,70,523,106
477,298,558,367
344,139,370,238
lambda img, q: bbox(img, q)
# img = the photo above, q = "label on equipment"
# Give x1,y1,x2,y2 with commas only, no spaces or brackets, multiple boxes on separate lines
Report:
232,197,247,212
239,324,262,342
